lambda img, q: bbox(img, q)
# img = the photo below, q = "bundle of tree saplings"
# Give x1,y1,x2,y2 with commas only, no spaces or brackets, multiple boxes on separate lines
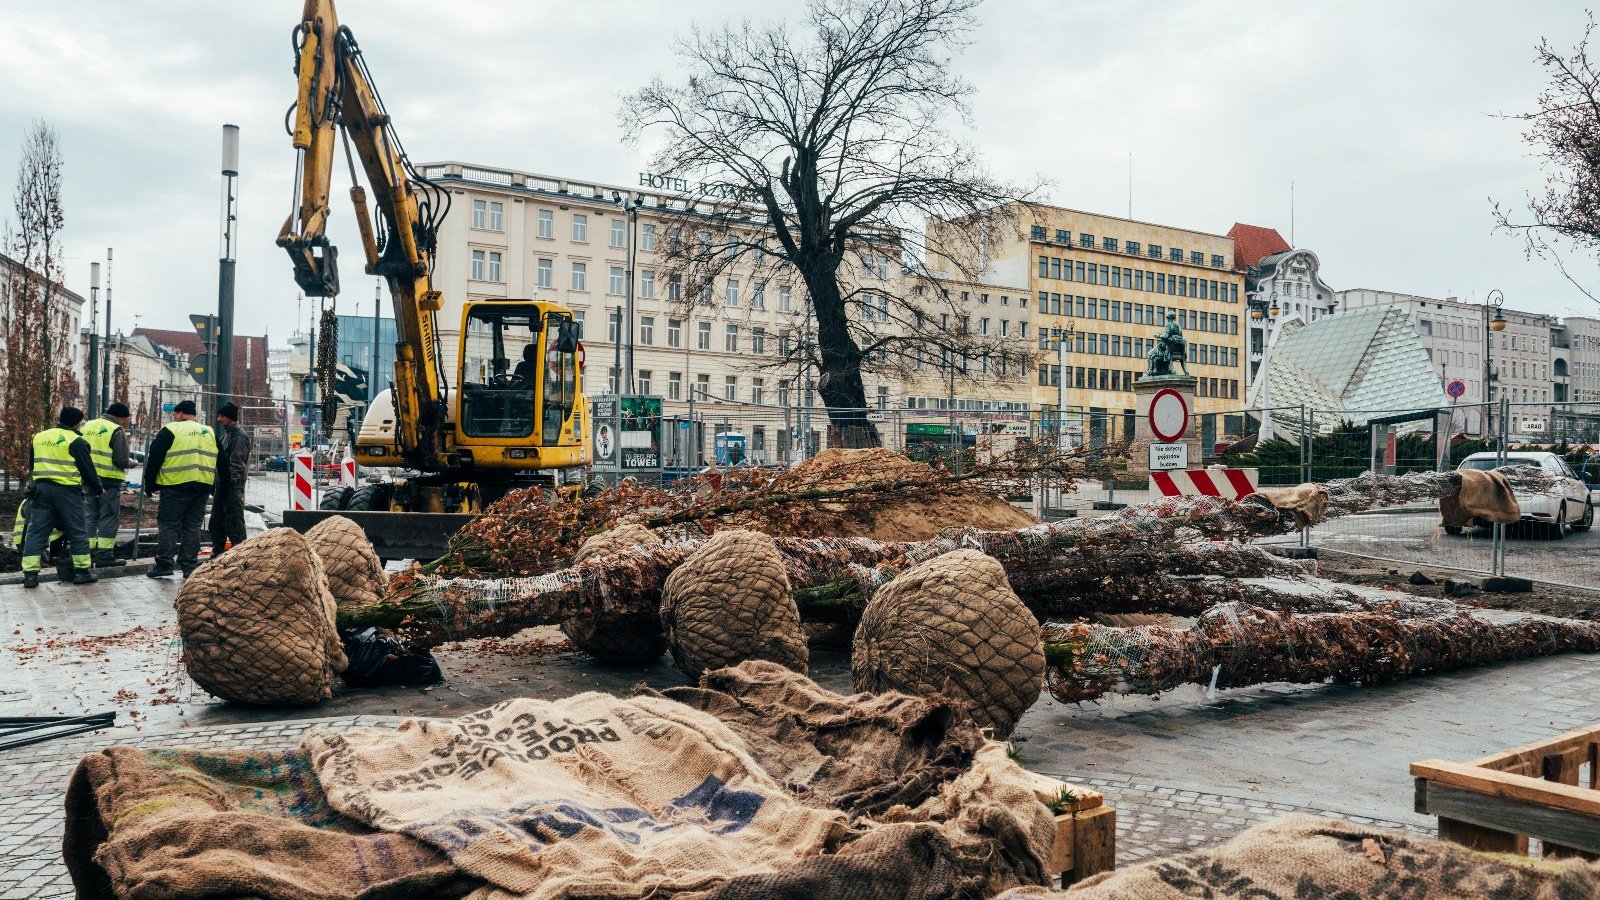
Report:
1040,601,1600,704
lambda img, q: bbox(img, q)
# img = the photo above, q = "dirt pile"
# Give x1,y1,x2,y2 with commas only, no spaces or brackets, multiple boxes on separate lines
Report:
741,448,1037,541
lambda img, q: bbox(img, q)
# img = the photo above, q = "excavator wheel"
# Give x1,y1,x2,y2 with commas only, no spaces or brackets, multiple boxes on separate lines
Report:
344,483,394,512
319,486,353,511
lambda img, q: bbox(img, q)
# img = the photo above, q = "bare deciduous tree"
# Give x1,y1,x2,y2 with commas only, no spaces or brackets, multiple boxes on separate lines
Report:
1495,14,1600,304
0,121,71,487
622,0,1037,444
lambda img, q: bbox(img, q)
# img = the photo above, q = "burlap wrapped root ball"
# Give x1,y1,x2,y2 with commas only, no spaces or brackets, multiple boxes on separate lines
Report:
177,528,347,705
660,528,808,678
852,549,1043,737
303,515,385,608
560,524,669,665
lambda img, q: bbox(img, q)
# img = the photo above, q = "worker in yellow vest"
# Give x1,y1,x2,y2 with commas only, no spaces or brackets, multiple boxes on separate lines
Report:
142,400,218,578
80,402,133,568
20,407,105,588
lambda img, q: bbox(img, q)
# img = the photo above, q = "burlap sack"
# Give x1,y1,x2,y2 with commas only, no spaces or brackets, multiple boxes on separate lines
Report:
177,528,347,706
1253,483,1329,528
1010,813,1600,898
561,523,669,664
303,515,386,608
63,746,474,900
1440,468,1521,527
303,692,850,900
660,529,808,678
852,549,1043,738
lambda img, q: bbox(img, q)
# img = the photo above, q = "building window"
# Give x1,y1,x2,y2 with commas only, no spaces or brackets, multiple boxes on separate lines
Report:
724,375,738,401
638,370,652,395
1126,241,1141,255
488,251,502,282
1055,228,1070,243
572,213,588,243
1078,233,1094,248
1210,254,1224,267
668,371,682,400
980,317,990,335
1038,255,1048,278
1169,247,1183,262
1190,250,1203,265
641,223,656,251
697,230,712,254
573,310,585,337
877,386,888,409
609,266,624,295
607,367,619,394
667,318,682,348
472,199,486,229
779,379,791,407
752,377,765,405
570,261,587,291
1102,236,1118,251
725,279,739,307
1147,244,1162,259
696,373,711,399
1030,225,1046,240
778,285,792,312
610,219,626,248
667,274,682,303
697,321,712,350
640,316,654,345
724,324,739,352
536,257,553,289
640,269,655,298
537,209,553,239
471,249,485,280
751,282,766,309
607,310,621,344
752,327,766,354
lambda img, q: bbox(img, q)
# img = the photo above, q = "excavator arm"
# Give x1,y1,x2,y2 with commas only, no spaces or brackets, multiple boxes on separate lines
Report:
277,0,450,471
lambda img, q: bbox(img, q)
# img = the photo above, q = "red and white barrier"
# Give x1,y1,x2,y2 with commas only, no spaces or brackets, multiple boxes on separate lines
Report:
292,451,315,510
340,454,357,488
1151,467,1259,500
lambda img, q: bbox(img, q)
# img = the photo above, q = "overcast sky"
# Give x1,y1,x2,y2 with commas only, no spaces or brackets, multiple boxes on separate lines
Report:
0,0,1593,346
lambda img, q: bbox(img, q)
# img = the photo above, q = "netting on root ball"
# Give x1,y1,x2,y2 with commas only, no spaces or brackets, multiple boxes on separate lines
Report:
660,529,808,679
852,549,1044,738
560,524,669,665
178,528,347,706
304,515,385,609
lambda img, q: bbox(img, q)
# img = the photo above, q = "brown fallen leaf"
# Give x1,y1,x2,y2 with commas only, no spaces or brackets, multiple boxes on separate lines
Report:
1362,837,1387,865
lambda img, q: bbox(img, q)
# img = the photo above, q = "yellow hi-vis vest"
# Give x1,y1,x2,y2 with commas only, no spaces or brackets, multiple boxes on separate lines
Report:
31,427,82,486
156,420,218,487
81,417,124,481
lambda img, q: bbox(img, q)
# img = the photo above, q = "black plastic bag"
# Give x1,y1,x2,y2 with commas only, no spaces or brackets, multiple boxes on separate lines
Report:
339,627,444,688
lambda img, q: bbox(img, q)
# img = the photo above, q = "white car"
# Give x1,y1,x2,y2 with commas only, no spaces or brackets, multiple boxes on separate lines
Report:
1450,451,1593,538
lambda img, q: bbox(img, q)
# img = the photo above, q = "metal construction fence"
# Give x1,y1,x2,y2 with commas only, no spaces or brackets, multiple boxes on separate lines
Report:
1228,399,1600,592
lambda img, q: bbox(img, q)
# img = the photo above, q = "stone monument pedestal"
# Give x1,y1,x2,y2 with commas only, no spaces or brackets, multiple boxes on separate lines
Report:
1130,374,1200,479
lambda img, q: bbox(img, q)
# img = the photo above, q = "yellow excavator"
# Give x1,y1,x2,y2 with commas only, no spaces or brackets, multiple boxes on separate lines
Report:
278,0,589,556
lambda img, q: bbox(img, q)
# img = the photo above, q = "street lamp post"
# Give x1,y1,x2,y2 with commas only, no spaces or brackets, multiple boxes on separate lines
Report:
1483,289,1506,440
1056,320,1076,449
614,191,645,394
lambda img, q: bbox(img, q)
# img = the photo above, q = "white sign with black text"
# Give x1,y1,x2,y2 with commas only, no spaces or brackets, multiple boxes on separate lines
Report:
1149,442,1188,471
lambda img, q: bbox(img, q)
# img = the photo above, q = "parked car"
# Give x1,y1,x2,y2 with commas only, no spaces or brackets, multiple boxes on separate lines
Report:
1449,451,1593,538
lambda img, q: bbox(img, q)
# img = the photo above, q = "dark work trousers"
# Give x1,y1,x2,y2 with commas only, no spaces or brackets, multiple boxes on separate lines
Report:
208,484,247,555
86,479,123,555
155,482,212,574
21,481,92,573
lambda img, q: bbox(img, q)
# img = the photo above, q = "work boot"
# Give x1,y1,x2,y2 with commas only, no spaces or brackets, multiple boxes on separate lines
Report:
22,572,38,589
147,564,176,578
94,551,126,568
71,568,100,585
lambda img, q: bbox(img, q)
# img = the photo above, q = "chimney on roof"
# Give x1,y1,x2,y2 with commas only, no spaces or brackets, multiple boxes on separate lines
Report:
1445,296,1458,303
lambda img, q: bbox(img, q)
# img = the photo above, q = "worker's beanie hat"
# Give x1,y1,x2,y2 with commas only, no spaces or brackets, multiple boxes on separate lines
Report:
106,402,131,418
173,400,197,416
217,402,240,420
59,407,85,428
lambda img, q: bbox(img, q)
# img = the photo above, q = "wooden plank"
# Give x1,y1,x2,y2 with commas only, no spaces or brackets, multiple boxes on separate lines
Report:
1068,805,1117,886
1049,813,1074,875
1421,783,1600,855
1411,759,1600,818
1438,816,1528,855
1471,724,1600,772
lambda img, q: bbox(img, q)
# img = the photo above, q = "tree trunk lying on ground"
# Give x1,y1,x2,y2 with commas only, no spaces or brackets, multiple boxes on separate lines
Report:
349,468,1556,645
1039,601,1600,704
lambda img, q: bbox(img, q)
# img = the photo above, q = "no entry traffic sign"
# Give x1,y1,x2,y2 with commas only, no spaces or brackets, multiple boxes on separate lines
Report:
1148,388,1189,442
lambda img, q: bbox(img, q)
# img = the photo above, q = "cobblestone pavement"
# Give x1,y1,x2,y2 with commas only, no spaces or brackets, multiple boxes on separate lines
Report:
3,575,1599,896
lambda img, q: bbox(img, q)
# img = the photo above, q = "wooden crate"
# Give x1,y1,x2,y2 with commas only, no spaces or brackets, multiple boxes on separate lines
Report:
1047,784,1117,888
1412,723,1600,860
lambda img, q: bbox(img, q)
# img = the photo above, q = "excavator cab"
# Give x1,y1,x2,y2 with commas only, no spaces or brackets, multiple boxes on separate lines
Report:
455,299,587,471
